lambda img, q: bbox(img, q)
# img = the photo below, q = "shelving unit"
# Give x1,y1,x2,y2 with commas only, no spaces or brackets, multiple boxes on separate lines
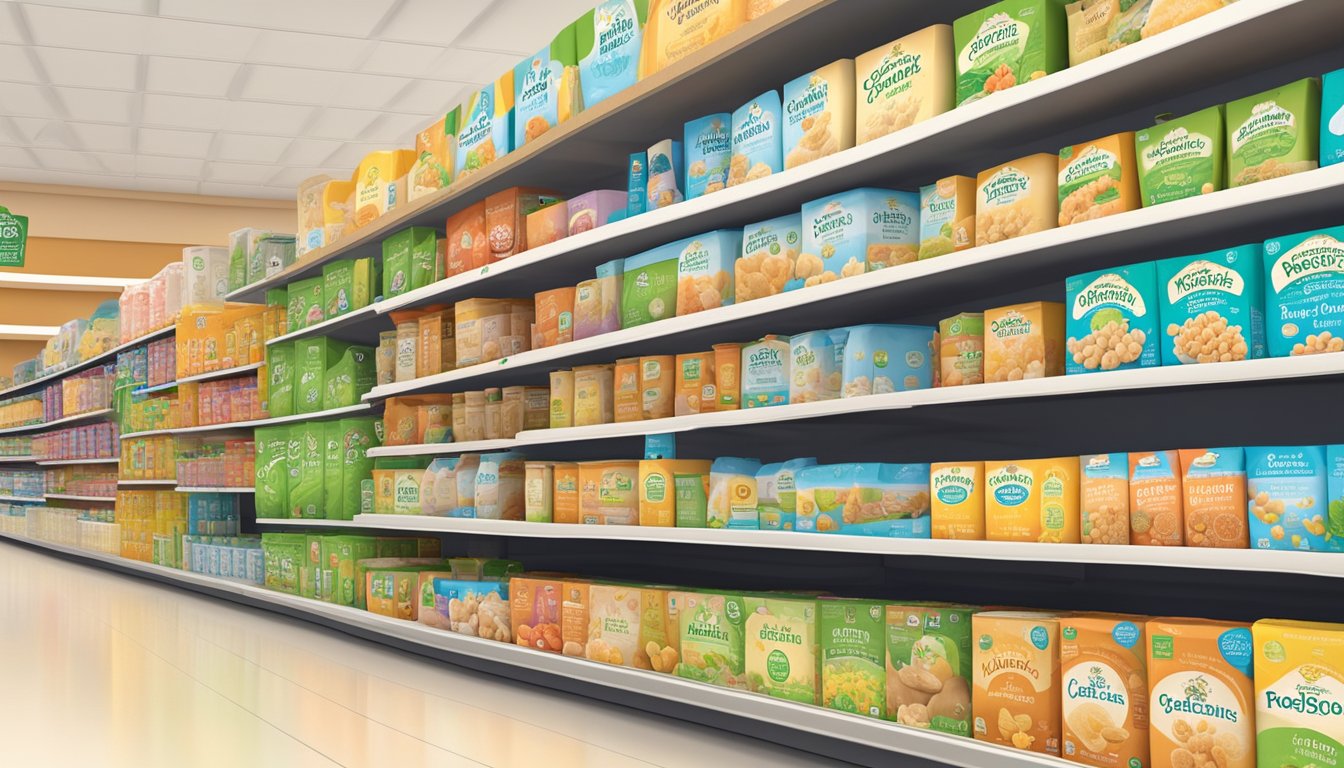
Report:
0,325,174,399
0,408,114,436
36,458,119,466
174,487,255,494
0,495,44,504
176,362,263,385
44,494,115,503
117,479,176,487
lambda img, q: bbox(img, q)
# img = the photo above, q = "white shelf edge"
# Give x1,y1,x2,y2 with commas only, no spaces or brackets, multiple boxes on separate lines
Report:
132,380,179,395
264,305,381,347
119,428,174,440
0,325,174,399
0,456,37,463
254,518,353,527
117,479,176,486
43,494,115,502
176,362,263,385
0,530,1079,768
367,438,526,458
176,487,255,494
36,457,119,466
166,403,377,435
0,408,115,436
0,495,43,503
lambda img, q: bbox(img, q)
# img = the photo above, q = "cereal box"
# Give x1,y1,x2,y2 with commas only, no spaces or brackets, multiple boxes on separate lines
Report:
513,24,580,149
736,213,803,302
683,113,732,199
856,24,955,145
1179,448,1249,549
756,458,817,531
1060,615,1149,768
1135,106,1226,206
939,312,984,386
1129,450,1184,547
1262,226,1344,358
931,461,985,540
984,301,1065,383
1324,67,1344,168
456,73,514,182
1065,262,1160,374
621,242,679,328
1245,445,1329,551
919,176,976,260
576,0,649,109
783,59,856,170
886,604,976,736
728,90,782,187
984,457,1081,543
840,323,934,397
954,0,1068,107
976,153,1058,245
741,335,790,408
743,595,819,704
973,611,1063,755
639,0,746,78
1157,244,1266,366
676,591,748,690
512,576,563,652
1227,77,1320,188
707,457,761,529
675,229,741,315
1146,618,1255,768
586,584,643,667
789,330,841,404
1080,452,1130,545
1253,619,1344,768
1058,132,1140,227
820,599,887,719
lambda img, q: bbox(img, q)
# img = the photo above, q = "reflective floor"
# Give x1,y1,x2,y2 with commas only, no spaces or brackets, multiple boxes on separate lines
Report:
0,541,849,768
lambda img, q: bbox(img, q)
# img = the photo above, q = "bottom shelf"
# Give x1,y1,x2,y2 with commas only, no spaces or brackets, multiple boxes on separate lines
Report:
0,531,1067,768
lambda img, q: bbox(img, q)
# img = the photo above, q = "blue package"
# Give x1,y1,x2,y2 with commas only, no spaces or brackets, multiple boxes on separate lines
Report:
683,113,732,200
627,152,647,216
729,90,783,187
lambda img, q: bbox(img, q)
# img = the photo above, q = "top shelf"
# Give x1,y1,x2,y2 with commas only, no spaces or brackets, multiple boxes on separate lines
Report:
0,325,174,401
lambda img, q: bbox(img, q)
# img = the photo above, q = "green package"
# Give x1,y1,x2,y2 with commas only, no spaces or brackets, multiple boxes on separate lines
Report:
261,533,306,594
287,422,325,519
266,287,287,309
820,599,887,719
885,604,976,736
620,249,678,328
674,472,708,528
409,230,441,291
321,257,379,318
382,227,437,298
331,535,378,607
742,595,819,704
676,591,747,690
286,276,325,330
228,238,247,293
322,417,381,522
954,0,1068,107
322,345,375,410
1135,105,1225,206
296,338,349,414
265,342,295,418
1227,77,1320,188
254,425,290,518
302,534,322,599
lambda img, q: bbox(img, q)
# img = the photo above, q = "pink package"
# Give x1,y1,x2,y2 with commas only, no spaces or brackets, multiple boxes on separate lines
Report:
159,263,185,328
566,190,626,235
526,204,568,249
572,260,623,340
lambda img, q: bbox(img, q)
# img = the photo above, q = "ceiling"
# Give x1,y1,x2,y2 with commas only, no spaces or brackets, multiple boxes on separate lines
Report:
0,0,598,200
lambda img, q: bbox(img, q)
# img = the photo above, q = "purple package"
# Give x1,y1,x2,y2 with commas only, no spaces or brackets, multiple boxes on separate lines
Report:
573,258,623,340
566,190,627,235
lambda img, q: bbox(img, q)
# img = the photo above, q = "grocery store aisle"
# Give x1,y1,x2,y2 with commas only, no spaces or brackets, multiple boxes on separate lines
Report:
0,542,847,768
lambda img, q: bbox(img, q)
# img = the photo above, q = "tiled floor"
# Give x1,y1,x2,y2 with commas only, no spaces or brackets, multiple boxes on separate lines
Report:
0,541,850,768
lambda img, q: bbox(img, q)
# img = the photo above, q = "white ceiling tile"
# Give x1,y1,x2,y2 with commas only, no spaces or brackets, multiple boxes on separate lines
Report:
359,41,447,78
388,80,470,115
160,0,396,38
0,45,41,83
323,142,382,170
92,153,135,175
68,123,137,153
4,118,46,144
33,47,138,91
378,0,494,46
429,48,519,86
453,0,595,53
145,56,240,97
360,112,429,144
53,87,135,123
199,180,287,198
0,168,106,187
0,5,24,45
137,127,213,157
0,147,39,168
26,7,260,60
31,147,103,173
214,133,292,164
20,1,156,13
267,165,335,188
305,107,381,140
240,65,408,110
135,155,204,178
281,138,342,166
141,93,229,130
127,176,201,194
0,83,55,118
205,160,279,184
218,100,313,135
245,29,371,70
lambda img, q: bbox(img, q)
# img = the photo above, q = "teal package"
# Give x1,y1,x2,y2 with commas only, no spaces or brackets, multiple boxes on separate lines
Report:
730,90,783,184
1262,225,1344,357
1246,446,1328,551
756,458,817,531
627,152,647,216
513,24,578,149
1064,261,1160,374
683,113,732,200
1157,244,1265,366
1323,68,1344,167
801,188,919,277
839,324,934,397
646,139,683,209
576,0,649,109
708,457,763,529
296,338,349,414
839,463,932,538
1325,445,1344,551
265,342,295,419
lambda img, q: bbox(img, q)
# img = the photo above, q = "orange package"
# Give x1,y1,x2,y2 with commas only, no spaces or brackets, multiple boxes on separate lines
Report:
416,305,455,378
972,611,1062,756
534,287,576,349
1128,451,1184,546
561,581,590,658
552,462,579,524
1060,614,1149,768
674,351,715,416
511,576,563,653
1177,448,1248,548
485,187,561,262
613,357,641,423
525,202,568,250
445,202,488,276
1145,618,1255,768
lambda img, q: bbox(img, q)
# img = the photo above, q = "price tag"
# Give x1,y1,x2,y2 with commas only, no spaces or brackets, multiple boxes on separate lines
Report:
0,206,27,267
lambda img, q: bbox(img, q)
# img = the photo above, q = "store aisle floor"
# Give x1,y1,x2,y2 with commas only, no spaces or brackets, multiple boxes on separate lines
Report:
0,542,849,768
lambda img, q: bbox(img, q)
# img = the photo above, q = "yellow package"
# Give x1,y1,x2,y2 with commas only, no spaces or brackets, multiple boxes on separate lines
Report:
409,110,458,202
318,179,353,247
354,149,415,228
638,588,682,673
296,174,330,257
674,351,715,415
549,370,574,429
1060,614,1150,768
920,176,977,260
553,462,579,524
613,357,642,423
984,301,1065,383
1147,618,1255,768
586,584,643,668
1058,132,1140,227
639,0,747,78
931,461,984,539
976,153,1059,246
640,355,675,420
984,457,1080,543
783,59,856,170
1253,619,1344,768
855,24,955,145
1080,452,1131,545
638,459,711,527
573,364,614,427
561,581,590,657
712,343,741,410
579,461,639,525
972,612,1063,755
747,0,784,19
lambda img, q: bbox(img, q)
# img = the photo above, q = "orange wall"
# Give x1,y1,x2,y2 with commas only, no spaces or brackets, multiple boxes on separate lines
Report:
4,237,189,278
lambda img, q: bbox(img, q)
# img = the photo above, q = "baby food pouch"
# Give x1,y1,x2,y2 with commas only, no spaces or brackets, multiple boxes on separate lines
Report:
728,90,783,187
1179,448,1249,548
674,351,715,415
1129,450,1184,547
984,301,1066,383
513,24,580,149
741,335,790,408
1065,262,1160,374
712,343,740,410
1147,618,1255,768
1253,619,1344,768
576,0,648,109
1135,106,1226,206
675,229,740,316
789,330,840,404
1060,615,1149,768
456,73,514,181
843,463,932,538
985,457,1081,543
645,138,683,210
840,323,934,398
1157,244,1266,366
621,242,679,328
972,611,1063,755
444,202,487,277
976,153,1059,245
1058,132,1140,227
639,459,710,527
743,595,819,704
1227,77,1320,188
586,584,643,668
683,113,732,199
953,0,1068,107
736,213,803,301
676,591,748,690
639,0,746,78
939,312,984,386
783,59,856,170
756,458,817,531
1246,445,1329,551
931,462,985,539
919,176,976,260
887,604,976,736
1080,452,1130,545
707,457,761,529
1262,226,1344,358
820,599,887,719
856,25,955,146
579,460,639,525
